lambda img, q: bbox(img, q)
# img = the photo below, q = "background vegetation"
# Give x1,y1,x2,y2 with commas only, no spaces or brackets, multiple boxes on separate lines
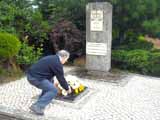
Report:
0,0,160,81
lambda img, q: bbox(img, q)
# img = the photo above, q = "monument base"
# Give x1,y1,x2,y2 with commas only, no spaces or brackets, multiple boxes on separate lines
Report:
67,67,127,84
87,70,110,77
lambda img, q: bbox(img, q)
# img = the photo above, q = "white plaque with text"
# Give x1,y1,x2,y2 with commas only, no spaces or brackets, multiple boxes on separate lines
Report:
86,42,107,55
90,10,103,31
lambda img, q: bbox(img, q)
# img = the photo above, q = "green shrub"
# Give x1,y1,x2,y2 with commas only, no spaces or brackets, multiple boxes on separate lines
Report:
0,32,21,58
137,35,153,50
151,48,160,52
112,50,127,65
149,52,160,76
112,50,150,73
0,66,6,75
126,50,150,73
143,19,160,38
112,49,160,76
16,41,43,66
119,35,153,50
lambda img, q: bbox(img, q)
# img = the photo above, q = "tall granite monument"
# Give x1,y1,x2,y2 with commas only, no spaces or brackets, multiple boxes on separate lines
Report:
86,2,112,72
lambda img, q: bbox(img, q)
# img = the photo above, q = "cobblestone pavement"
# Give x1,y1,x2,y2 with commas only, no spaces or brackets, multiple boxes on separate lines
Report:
0,67,160,120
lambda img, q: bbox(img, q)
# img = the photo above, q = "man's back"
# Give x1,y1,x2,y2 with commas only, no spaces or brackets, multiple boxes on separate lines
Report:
27,55,62,80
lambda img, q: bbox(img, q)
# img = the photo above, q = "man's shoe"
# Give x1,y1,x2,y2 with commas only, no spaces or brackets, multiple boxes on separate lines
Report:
30,104,44,115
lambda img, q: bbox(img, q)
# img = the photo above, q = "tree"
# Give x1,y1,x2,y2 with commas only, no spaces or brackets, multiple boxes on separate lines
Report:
0,0,49,48
50,19,85,60
34,0,86,30
104,0,160,47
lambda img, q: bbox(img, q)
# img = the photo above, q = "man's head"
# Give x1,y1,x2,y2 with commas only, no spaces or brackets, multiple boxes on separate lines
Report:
57,50,70,64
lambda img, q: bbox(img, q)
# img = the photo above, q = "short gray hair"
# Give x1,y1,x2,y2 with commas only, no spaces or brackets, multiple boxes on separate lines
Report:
57,50,70,59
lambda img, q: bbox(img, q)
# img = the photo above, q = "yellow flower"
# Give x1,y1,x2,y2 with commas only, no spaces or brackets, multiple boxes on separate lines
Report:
79,84,85,92
74,88,79,94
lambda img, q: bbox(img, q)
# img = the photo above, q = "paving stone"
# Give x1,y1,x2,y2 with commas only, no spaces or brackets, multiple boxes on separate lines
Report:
0,67,160,120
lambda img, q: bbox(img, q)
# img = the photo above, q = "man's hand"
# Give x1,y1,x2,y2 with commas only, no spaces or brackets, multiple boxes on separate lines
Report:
67,86,72,94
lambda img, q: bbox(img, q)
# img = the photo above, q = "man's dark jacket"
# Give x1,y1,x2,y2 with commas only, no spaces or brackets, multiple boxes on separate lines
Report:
27,55,69,90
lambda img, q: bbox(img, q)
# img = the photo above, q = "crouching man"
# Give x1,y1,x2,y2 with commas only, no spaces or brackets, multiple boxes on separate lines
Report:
26,50,72,115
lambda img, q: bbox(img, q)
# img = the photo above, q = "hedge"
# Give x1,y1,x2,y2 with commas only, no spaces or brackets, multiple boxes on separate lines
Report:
112,49,160,76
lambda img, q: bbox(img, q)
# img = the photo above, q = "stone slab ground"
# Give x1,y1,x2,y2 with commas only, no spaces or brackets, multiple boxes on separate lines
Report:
0,66,160,120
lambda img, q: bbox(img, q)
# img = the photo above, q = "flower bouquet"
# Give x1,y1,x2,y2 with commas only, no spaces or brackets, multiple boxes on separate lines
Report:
54,75,85,96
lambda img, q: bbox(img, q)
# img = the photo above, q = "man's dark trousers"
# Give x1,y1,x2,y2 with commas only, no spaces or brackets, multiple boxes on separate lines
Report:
27,74,58,109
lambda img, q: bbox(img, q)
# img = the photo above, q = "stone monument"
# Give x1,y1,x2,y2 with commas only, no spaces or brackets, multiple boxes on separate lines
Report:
86,2,112,72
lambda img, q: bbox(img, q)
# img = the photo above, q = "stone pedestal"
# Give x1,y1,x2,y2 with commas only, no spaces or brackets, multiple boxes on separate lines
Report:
86,2,112,72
